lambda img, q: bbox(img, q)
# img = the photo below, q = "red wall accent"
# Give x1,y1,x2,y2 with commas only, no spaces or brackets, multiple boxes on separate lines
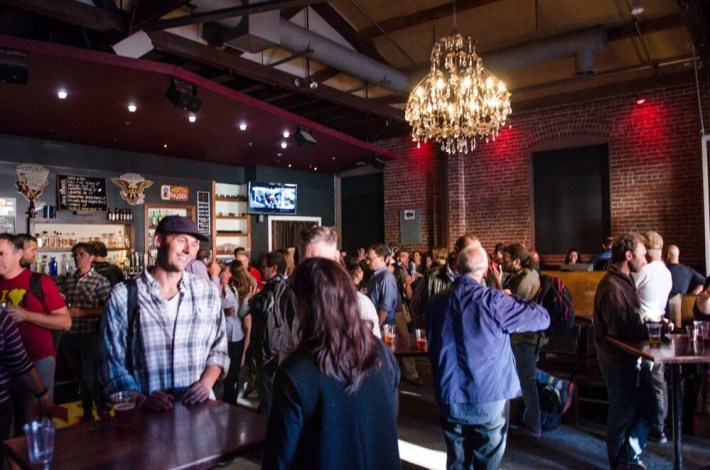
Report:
380,82,707,270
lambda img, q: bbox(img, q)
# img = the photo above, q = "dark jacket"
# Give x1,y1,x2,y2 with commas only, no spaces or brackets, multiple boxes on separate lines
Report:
426,276,550,408
262,340,400,470
593,263,647,364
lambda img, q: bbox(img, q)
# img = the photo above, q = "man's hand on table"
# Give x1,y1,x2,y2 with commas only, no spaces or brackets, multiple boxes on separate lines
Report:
138,391,174,411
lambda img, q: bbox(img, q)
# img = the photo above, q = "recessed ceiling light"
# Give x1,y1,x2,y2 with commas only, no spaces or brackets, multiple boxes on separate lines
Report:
189,114,197,123
288,164,292,168
314,167,318,171
163,144,168,148
281,141,287,149
57,89,68,99
283,130,290,138
239,122,247,131
128,104,137,112
277,153,283,157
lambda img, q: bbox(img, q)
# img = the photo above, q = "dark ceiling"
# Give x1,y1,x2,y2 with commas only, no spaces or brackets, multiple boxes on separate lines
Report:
0,0,709,174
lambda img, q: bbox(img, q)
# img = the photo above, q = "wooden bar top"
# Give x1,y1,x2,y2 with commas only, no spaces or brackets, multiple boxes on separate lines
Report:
2,400,266,470
606,335,710,365
392,333,428,357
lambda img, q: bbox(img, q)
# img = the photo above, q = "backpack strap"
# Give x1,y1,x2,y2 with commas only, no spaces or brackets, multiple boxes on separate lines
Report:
125,279,139,373
22,272,45,310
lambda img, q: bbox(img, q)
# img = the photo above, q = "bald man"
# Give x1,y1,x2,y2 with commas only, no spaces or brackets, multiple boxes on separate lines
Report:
665,244,704,296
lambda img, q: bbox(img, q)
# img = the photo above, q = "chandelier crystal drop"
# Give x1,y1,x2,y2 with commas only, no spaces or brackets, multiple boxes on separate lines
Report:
405,33,512,155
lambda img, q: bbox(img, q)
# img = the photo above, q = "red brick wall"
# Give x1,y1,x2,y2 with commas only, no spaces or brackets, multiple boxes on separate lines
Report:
380,82,708,270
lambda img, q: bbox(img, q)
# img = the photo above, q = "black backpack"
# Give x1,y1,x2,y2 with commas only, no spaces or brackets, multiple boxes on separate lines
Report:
536,274,575,336
21,272,45,309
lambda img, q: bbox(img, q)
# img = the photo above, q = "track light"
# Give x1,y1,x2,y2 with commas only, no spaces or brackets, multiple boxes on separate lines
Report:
295,126,317,149
630,0,644,16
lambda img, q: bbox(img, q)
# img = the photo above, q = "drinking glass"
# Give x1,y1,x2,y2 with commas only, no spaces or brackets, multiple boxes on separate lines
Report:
383,324,396,346
110,390,139,427
415,328,428,351
646,322,662,347
23,417,54,469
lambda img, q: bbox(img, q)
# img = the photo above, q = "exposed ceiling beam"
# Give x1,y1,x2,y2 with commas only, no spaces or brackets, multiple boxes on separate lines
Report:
310,3,388,63
606,14,683,41
142,0,328,32
146,30,404,122
678,0,710,58
358,0,500,38
132,0,191,30
308,66,341,83
0,0,124,32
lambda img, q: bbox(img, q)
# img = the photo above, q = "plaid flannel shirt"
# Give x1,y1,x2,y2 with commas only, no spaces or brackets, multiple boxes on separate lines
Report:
99,270,229,397
62,268,111,336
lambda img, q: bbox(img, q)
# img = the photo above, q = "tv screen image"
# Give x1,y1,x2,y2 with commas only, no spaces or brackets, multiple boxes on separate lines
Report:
248,182,297,215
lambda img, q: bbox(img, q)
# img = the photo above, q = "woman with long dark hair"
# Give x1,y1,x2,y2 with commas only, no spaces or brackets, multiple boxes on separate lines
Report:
262,258,400,470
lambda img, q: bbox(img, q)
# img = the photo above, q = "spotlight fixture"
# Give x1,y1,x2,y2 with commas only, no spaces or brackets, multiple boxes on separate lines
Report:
128,104,137,113
165,78,201,113
295,126,317,149
371,155,386,171
630,0,644,16
281,141,287,149
239,122,247,131
57,89,68,100
636,94,646,105
283,130,290,138
188,114,197,123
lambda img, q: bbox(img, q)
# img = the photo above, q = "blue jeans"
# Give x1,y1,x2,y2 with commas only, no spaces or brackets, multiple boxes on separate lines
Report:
11,355,55,435
441,402,509,470
512,342,541,434
599,361,655,466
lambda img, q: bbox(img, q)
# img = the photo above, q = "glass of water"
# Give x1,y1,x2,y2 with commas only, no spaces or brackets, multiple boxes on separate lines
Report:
23,417,54,469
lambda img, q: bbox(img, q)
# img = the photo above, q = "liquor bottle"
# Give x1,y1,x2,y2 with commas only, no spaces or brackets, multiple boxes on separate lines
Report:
107,207,112,221
40,255,48,275
48,257,58,277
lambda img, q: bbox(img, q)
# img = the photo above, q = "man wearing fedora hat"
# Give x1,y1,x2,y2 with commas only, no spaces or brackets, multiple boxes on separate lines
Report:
99,216,229,411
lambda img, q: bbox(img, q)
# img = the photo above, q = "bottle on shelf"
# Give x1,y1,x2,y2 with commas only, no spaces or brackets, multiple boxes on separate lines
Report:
40,256,48,275
107,207,112,221
35,233,43,249
48,257,58,277
62,254,71,275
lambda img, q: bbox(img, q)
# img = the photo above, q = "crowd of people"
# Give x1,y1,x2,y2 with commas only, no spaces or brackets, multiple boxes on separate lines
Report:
1,217,709,469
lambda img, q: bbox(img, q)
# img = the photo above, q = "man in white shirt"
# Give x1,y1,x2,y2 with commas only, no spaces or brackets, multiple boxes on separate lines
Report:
297,226,380,338
632,231,672,444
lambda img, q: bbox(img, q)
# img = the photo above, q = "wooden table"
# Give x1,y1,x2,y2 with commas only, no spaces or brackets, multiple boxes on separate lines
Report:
2,400,267,469
392,332,428,357
606,335,710,470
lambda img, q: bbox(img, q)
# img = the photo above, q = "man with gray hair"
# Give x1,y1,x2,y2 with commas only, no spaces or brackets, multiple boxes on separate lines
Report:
632,231,672,444
297,225,379,337
427,245,550,469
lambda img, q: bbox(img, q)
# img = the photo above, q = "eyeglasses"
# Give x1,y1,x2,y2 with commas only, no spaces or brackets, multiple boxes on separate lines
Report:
366,255,380,262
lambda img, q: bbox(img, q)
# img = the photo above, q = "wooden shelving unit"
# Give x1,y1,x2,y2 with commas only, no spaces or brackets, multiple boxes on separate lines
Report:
211,181,250,261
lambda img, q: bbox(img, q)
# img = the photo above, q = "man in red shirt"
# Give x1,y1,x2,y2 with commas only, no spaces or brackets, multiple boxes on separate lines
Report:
0,233,70,432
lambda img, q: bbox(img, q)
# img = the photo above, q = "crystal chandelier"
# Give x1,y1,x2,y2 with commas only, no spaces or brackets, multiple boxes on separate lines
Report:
405,31,512,155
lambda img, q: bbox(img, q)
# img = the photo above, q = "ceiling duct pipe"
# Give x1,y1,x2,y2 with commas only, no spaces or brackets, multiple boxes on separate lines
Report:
205,15,410,93
483,25,607,76
205,11,606,93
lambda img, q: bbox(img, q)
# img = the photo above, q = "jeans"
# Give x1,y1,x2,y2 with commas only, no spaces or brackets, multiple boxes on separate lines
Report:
512,342,541,434
642,359,667,432
0,400,11,465
223,340,245,405
599,361,655,466
11,355,55,435
441,402,509,470
61,333,109,417
255,359,276,416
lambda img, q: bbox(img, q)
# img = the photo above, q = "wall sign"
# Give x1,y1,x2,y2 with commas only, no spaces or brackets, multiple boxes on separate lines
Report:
197,191,211,237
161,185,189,201
0,197,16,233
57,174,107,212
112,172,153,206
16,164,49,202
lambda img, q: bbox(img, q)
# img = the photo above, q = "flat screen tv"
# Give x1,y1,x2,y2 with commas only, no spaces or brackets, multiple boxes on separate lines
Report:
247,182,297,215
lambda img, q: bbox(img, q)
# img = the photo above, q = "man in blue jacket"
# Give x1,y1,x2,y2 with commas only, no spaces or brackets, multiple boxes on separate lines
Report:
427,244,550,470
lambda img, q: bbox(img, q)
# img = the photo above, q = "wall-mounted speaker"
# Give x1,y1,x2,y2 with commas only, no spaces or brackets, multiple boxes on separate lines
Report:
371,156,386,171
165,79,202,113
295,126,317,149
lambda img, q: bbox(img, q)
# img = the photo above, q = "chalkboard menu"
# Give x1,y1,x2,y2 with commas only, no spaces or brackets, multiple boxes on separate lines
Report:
57,174,108,212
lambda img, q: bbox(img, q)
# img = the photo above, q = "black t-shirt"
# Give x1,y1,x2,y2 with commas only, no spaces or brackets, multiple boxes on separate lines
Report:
692,276,710,321
666,263,705,295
